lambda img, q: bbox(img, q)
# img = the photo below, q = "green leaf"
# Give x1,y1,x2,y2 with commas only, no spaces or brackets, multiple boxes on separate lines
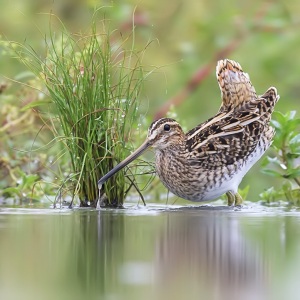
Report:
290,189,300,200
261,156,271,168
259,186,284,202
282,181,292,192
290,134,300,145
270,119,282,130
21,174,39,187
14,71,36,80
261,169,283,177
21,100,52,111
286,152,300,159
2,187,20,196
285,119,300,132
238,185,249,199
284,168,300,179
288,110,297,120
272,111,285,123
265,156,285,169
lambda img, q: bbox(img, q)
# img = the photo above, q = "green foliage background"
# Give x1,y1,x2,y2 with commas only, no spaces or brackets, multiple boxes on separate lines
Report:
1,0,300,203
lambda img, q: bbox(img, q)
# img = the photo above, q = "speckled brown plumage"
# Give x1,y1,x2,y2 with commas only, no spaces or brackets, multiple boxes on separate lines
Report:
98,59,280,206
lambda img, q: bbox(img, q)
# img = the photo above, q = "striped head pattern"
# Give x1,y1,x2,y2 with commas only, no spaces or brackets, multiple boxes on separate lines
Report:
147,118,185,149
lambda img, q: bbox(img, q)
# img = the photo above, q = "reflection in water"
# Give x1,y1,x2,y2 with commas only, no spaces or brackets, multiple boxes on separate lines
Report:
153,211,267,300
0,207,300,300
70,211,127,296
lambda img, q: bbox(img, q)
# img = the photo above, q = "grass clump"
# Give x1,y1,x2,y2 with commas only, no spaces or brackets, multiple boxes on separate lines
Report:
13,16,146,207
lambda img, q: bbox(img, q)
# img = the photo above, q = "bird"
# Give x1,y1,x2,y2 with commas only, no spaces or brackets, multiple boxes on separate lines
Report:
98,59,279,206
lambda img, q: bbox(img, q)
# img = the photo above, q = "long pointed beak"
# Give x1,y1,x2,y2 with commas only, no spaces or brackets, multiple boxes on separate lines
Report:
98,139,151,188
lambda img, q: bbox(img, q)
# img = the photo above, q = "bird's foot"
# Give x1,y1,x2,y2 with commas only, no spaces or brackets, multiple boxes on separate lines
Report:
226,191,243,207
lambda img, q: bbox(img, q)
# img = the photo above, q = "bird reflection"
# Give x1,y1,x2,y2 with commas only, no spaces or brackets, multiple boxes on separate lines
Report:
153,209,268,300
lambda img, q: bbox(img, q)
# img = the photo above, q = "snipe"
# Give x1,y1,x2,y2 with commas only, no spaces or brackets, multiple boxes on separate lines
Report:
98,59,279,206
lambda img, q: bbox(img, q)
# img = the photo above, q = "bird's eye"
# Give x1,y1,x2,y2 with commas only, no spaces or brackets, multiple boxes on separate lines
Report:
164,124,171,131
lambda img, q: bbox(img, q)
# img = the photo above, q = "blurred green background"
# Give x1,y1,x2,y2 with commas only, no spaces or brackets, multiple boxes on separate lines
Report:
1,0,300,202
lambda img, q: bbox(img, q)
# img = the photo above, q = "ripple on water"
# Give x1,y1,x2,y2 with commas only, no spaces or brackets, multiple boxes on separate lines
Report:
0,201,299,217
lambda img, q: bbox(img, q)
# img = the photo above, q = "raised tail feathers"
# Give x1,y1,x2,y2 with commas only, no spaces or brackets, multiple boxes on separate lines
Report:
257,87,280,123
217,59,257,111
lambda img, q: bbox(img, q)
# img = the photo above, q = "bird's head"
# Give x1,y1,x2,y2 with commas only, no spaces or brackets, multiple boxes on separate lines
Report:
147,118,184,149
97,118,184,187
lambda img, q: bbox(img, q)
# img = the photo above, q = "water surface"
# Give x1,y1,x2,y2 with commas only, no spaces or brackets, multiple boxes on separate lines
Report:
0,203,299,300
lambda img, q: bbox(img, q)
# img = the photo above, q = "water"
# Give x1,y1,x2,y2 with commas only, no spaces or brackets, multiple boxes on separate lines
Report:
0,203,300,300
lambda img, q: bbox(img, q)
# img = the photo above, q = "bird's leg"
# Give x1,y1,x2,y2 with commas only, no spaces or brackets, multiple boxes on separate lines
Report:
234,193,243,206
226,191,235,206
226,191,243,207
